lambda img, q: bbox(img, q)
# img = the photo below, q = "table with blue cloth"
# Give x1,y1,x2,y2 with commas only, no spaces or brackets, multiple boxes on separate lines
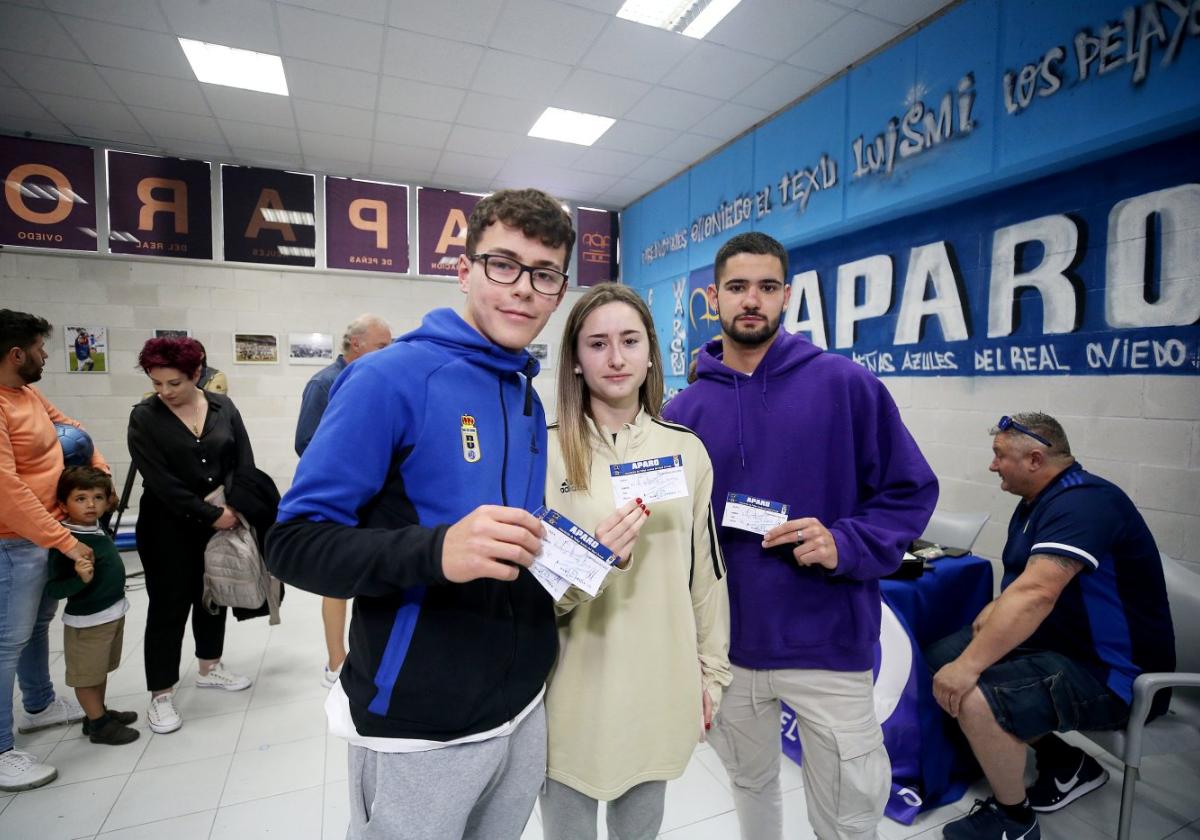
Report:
779,553,995,824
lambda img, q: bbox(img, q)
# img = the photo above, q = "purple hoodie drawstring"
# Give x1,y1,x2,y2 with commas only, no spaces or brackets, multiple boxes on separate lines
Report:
732,373,746,469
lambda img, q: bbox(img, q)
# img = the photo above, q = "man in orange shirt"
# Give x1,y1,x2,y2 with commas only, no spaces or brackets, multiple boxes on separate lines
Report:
0,310,110,791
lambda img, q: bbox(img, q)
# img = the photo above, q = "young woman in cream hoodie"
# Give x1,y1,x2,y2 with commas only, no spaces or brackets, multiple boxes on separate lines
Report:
541,283,731,839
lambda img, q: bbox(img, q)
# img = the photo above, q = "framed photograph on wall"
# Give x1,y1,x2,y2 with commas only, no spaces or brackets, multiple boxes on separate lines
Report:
233,333,279,364
64,325,107,373
526,342,554,370
154,328,191,339
288,332,334,365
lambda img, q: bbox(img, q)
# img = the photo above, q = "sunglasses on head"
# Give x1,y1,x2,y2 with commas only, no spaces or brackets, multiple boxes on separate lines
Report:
996,415,1052,447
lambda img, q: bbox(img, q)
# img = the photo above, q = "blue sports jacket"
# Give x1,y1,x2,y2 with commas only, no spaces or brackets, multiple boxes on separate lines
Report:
267,308,556,739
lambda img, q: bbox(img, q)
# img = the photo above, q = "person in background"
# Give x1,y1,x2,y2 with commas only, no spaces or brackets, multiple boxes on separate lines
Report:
927,413,1175,840
663,232,938,840
293,314,393,689
196,341,227,394
540,283,730,839
128,337,256,736
45,467,137,746
1,310,102,792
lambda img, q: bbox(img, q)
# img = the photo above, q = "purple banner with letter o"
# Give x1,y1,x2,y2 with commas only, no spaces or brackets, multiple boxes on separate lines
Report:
0,136,97,251
107,151,211,259
326,177,409,273
417,187,481,277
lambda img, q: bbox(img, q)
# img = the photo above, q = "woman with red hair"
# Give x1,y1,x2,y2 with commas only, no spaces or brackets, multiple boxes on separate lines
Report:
127,337,255,734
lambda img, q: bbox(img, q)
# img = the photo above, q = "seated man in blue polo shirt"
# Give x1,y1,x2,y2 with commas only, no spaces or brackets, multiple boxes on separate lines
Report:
926,412,1175,840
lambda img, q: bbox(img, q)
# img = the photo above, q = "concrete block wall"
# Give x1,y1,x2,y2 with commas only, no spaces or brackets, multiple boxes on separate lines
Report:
1,250,582,508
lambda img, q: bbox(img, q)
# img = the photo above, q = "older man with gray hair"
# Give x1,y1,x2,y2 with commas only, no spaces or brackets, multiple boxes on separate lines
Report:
294,314,391,688
926,412,1175,840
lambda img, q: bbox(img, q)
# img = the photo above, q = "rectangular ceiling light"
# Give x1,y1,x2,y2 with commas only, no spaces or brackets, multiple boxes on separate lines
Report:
178,38,289,96
528,107,615,146
615,0,742,38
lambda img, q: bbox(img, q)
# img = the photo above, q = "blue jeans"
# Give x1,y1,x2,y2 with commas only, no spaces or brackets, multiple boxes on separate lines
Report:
0,538,59,752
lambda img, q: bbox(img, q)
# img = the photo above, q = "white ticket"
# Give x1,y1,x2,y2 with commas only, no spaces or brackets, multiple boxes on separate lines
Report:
721,493,789,535
529,507,618,598
610,454,689,507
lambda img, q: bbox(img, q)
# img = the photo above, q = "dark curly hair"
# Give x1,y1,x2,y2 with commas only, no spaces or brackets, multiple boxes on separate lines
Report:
138,336,205,378
56,466,114,503
0,309,52,356
466,188,576,271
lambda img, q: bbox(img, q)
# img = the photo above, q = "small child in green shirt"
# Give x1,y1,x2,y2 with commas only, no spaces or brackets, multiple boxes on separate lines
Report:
46,467,138,745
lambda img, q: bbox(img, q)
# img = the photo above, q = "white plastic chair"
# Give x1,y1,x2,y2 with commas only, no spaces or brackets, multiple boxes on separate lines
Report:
1079,554,1200,840
920,510,989,552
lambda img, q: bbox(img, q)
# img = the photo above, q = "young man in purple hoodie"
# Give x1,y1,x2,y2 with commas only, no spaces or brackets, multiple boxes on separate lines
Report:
663,232,938,840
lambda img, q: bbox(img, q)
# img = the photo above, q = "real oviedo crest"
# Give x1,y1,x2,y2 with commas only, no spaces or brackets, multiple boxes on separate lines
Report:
460,414,481,463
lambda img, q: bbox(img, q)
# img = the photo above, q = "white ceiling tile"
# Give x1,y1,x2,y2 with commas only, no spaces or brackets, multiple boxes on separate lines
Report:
0,115,71,138
456,92,545,134
445,124,522,158
623,87,722,131
374,112,451,149
278,5,384,74
34,92,138,133
56,16,194,77
156,139,231,160
0,86,54,120
369,163,434,183
787,12,902,73
571,147,647,177
659,41,774,101
436,151,504,181
551,70,651,120
304,156,371,175
382,29,483,88
0,67,12,86
598,177,656,207
293,99,375,139
222,120,302,154
488,0,608,66
67,124,154,146
690,101,768,141
371,140,440,170
0,5,86,59
627,156,684,184
300,131,371,162
204,87,296,128
472,51,571,102
505,137,585,169
555,0,624,13
98,68,211,115
591,120,678,155
0,52,117,100
129,107,226,143
227,151,304,169
283,59,379,111
160,0,279,53
736,62,825,111
280,0,388,24
857,0,953,27
378,77,465,122
580,18,696,84
706,0,847,61
387,0,503,46
656,132,722,163
44,0,172,32
432,172,492,192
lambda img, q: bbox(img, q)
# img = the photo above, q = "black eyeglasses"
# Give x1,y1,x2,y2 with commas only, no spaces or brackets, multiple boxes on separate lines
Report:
469,253,568,296
996,415,1053,447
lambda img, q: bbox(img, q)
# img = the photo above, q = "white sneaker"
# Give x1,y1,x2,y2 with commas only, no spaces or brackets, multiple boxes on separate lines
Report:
195,662,252,692
147,692,183,734
0,749,57,792
17,696,86,734
321,664,342,689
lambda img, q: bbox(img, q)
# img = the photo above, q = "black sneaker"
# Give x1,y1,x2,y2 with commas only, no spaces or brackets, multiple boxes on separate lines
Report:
1027,750,1109,813
81,709,137,735
88,717,140,746
944,798,1040,840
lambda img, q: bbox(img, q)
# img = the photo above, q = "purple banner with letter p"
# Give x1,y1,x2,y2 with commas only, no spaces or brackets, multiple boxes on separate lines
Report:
326,177,409,273
0,136,97,251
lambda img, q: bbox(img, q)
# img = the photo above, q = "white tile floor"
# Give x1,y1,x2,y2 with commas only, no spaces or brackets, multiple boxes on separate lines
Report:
5,564,1199,840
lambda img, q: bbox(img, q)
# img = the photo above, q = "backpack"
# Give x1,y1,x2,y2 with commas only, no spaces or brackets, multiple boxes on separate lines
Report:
203,512,282,625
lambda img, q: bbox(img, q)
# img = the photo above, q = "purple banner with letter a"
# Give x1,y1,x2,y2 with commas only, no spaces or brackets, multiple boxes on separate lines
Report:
576,208,618,287
0,136,97,251
107,151,212,259
222,164,315,267
326,177,409,273
417,187,482,277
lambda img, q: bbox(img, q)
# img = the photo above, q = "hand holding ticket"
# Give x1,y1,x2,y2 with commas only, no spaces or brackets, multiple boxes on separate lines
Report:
529,507,619,600
610,455,689,506
721,493,789,535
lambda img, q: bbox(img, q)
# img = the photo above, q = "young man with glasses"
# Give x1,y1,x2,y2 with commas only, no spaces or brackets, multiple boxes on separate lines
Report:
927,412,1175,840
267,189,572,840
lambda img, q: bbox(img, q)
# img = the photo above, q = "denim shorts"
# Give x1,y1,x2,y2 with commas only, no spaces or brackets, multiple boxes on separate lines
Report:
925,626,1130,742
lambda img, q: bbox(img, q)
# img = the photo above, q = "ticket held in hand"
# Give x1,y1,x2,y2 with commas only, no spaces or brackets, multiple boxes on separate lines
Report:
610,455,689,507
528,506,619,600
721,492,789,535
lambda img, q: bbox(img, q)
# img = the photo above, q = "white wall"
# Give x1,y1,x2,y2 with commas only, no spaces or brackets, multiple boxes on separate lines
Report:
1,249,583,509
4,248,1197,573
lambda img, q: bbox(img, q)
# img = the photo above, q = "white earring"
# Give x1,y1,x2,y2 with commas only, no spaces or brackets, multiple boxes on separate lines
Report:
647,360,653,368
574,366,582,374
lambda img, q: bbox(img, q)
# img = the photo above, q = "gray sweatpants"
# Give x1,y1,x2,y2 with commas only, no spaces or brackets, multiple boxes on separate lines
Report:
540,777,667,840
347,702,546,840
